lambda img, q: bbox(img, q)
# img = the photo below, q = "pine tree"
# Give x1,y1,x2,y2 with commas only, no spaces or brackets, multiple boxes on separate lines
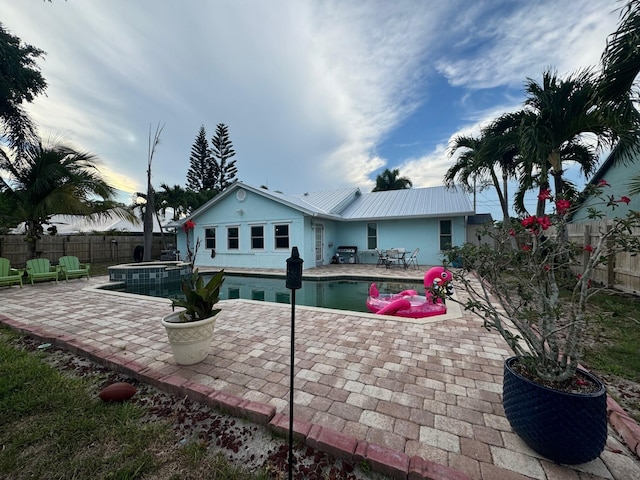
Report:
211,123,237,191
186,125,214,192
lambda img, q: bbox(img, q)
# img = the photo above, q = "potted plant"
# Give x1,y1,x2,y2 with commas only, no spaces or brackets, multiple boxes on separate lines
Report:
161,269,224,365
442,182,640,464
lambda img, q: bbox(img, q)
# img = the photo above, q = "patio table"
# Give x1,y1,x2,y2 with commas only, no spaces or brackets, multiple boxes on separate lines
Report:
385,248,407,268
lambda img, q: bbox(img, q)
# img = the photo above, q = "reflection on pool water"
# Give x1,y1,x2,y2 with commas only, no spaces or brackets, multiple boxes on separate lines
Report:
118,274,424,313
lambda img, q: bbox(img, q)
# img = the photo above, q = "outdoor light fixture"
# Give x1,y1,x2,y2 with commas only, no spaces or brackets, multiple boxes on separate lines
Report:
285,246,303,479
286,247,303,289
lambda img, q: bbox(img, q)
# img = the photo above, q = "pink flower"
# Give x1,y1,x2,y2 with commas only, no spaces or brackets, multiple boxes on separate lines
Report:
522,245,532,251
584,244,594,253
618,196,631,205
521,216,537,229
508,229,516,237
597,179,610,187
537,189,552,201
556,199,571,214
538,216,552,230
543,265,551,271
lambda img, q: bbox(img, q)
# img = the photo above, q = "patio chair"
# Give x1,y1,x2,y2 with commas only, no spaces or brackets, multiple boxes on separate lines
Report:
58,255,90,281
0,257,23,288
375,248,389,267
405,248,420,269
25,258,60,285
385,249,400,268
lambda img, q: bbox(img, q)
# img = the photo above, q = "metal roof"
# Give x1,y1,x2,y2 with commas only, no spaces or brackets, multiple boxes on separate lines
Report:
339,186,474,220
292,188,361,214
181,182,473,226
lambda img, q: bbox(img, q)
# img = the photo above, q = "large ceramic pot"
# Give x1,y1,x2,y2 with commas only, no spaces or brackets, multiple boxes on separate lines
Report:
161,311,217,365
502,356,607,465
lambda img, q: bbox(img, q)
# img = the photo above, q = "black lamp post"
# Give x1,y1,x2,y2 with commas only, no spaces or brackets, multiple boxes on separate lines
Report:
285,247,303,480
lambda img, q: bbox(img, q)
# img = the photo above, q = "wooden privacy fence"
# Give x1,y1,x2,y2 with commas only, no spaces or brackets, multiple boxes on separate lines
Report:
0,234,170,268
567,221,640,294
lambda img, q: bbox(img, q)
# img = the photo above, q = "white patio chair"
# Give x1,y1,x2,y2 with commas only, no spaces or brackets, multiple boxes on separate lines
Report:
405,248,419,269
386,249,400,268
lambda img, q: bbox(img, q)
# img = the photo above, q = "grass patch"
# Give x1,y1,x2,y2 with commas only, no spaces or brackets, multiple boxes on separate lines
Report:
582,291,640,382
0,329,265,480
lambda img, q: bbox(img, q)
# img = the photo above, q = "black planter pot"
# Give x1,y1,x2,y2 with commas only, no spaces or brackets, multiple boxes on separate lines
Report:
502,356,607,465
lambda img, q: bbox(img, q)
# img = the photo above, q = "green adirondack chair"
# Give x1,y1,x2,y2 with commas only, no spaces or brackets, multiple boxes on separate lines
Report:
0,258,23,288
25,258,60,285
58,256,90,281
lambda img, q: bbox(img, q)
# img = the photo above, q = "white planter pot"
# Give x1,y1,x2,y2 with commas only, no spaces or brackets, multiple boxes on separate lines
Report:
161,311,217,365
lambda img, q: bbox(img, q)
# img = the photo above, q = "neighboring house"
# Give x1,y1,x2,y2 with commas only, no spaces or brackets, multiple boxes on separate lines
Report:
11,213,162,234
175,182,475,270
467,214,495,246
572,149,640,222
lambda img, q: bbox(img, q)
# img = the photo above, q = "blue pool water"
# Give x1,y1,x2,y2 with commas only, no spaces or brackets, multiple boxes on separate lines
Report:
118,274,424,313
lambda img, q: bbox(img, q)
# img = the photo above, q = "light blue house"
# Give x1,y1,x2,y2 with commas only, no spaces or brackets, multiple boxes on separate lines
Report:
571,151,640,222
174,181,474,270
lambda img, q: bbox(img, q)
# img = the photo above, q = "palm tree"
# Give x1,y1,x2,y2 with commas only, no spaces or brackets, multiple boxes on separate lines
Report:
0,139,136,258
445,123,519,225
516,69,639,214
372,168,412,192
599,0,640,102
155,183,189,221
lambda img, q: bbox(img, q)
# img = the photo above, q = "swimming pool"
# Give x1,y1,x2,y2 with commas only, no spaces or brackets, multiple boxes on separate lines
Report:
117,274,424,313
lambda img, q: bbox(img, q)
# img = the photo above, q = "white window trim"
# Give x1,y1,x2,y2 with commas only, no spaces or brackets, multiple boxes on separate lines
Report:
273,221,292,250
227,224,240,250
249,223,266,250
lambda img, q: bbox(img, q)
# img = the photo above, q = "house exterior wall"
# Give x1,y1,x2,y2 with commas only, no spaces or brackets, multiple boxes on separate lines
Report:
329,216,467,266
572,164,640,222
177,189,308,269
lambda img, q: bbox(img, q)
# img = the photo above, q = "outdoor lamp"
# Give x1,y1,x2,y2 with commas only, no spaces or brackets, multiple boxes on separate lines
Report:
286,247,303,290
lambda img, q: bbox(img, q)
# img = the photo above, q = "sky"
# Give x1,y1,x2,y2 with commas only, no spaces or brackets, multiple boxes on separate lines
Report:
0,0,627,219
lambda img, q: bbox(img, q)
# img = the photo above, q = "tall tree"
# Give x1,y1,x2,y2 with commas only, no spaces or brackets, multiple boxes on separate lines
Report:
156,183,188,221
0,138,135,258
445,125,518,226
599,0,640,102
143,124,164,262
372,168,412,192
210,123,237,192
186,125,214,192
0,23,47,150
517,69,639,215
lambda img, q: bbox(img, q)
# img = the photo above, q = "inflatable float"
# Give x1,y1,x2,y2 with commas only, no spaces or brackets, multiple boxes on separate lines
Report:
366,266,454,318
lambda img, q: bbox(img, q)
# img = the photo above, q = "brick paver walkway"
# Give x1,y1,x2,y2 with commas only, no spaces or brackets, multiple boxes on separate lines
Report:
1,264,639,479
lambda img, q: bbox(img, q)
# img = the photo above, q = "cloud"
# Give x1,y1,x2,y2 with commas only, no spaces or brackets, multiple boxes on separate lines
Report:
435,0,618,90
0,0,622,208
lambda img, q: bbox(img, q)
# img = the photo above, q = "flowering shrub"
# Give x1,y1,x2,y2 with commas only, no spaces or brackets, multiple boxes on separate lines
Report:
182,219,200,266
443,183,640,383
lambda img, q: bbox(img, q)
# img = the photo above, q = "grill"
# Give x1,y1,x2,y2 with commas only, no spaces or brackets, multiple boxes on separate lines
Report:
336,246,358,264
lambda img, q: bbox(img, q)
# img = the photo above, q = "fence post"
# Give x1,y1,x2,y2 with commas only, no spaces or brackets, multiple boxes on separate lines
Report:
606,224,615,287
582,224,590,270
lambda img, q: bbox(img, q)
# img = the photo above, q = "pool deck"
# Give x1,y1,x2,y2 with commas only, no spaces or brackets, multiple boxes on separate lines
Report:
1,264,640,480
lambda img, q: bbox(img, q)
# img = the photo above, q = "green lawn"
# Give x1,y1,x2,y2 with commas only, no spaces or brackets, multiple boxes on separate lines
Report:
0,329,269,480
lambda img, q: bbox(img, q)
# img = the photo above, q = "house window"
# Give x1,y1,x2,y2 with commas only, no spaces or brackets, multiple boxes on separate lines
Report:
251,225,264,249
367,222,378,249
227,226,239,249
439,220,452,251
205,228,216,249
274,224,289,249
252,290,265,301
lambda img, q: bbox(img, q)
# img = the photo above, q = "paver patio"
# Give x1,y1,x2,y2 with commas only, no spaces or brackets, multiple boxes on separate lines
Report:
1,264,639,479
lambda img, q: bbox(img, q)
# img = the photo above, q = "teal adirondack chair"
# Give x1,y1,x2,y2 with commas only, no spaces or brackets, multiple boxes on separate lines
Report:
25,258,60,285
0,258,23,288
58,256,90,281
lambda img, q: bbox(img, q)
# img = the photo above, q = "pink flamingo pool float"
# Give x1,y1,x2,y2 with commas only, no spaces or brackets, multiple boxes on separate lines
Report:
366,266,454,318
